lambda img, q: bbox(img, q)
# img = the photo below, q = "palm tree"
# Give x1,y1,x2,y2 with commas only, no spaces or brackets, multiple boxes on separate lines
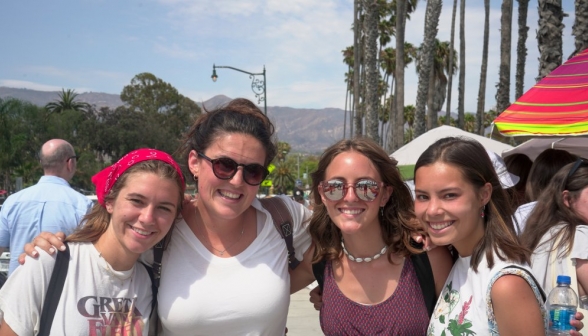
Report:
415,40,454,130
457,0,466,129
389,0,419,152
276,142,291,162
445,0,459,125
403,104,416,143
342,46,355,138
571,0,588,58
476,0,491,135
463,113,476,133
537,0,564,81
515,0,530,99
495,0,514,114
45,89,90,114
353,0,362,138
414,0,443,138
271,161,295,195
364,0,380,142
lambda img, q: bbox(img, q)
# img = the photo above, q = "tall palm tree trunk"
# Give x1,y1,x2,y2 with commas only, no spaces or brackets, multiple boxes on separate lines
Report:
414,0,443,138
364,0,380,142
457,0,466,129
571,0,588,58
427,65,437,130
445,0,458,125
344,73,349,139
390,0,408,151
537,0,564,81
352,0,361,138
496,0,513,114
515,0,530,99
476,0,490,135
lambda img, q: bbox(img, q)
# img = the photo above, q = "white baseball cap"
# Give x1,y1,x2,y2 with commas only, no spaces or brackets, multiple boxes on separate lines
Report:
486,150,520,189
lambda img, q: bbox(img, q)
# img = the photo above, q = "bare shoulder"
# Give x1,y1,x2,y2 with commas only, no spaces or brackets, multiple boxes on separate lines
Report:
491,274,533,297
491,275,545,334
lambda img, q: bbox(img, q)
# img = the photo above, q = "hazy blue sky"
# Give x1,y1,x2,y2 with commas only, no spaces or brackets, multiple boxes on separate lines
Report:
1,1,577,113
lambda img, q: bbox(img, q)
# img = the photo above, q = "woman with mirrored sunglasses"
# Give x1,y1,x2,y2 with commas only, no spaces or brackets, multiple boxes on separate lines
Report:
19,98,316,336
306,137,453,335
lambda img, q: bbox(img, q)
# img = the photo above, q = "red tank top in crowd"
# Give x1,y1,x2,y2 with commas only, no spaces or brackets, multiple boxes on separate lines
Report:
320,257,429,335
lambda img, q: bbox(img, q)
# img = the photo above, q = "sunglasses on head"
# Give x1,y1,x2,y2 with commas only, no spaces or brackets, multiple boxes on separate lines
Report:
319,179,384,202
198,152,268,186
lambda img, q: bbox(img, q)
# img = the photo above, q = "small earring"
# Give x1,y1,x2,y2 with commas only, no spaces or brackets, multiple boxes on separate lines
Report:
480,204,486,218
380,207,384,217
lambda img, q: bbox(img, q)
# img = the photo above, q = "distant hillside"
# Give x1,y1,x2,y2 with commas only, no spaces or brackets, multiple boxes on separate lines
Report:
0,87,123,109
0,87,346,153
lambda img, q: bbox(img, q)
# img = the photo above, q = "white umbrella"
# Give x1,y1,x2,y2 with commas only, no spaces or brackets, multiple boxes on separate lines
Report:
391,125,514,166
502,137,588,161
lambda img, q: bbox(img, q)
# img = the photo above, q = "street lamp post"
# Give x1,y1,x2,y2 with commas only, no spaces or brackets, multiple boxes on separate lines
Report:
211,64,267,115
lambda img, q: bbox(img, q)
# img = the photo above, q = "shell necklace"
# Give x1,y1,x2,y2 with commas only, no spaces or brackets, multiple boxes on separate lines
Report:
341,239,388,263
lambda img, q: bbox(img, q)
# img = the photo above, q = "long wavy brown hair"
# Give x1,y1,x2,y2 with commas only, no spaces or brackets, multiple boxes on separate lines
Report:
309,138,423,264
67,160,184,244
521,160,588,257
414,137,529,271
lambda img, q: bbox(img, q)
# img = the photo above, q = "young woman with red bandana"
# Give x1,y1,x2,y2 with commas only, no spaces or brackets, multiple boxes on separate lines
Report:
0,149,184,335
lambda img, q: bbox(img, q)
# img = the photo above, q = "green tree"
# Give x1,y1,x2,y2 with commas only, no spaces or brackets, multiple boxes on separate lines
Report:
45,89,90,114
120,72,201,155
0,98,44,191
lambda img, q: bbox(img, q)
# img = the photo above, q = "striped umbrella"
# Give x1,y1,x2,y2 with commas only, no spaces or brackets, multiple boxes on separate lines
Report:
494,47,588,136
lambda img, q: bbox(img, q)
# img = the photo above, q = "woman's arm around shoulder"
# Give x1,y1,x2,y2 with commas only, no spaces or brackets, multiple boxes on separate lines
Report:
290,244,316,294
491,274,545,336
427,246,453,297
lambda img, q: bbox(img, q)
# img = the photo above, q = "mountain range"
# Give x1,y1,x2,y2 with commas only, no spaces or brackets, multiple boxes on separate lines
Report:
0,87,346,153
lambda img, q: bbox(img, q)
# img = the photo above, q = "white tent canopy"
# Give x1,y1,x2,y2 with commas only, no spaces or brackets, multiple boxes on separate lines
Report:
391,125,514,166
502,137,588,161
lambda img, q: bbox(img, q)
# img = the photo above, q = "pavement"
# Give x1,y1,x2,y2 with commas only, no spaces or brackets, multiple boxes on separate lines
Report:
287,285,323,336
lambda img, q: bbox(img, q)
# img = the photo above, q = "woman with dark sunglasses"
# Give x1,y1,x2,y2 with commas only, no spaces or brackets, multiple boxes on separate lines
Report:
522,159,588,302
307,137,453,335
19,98,316,335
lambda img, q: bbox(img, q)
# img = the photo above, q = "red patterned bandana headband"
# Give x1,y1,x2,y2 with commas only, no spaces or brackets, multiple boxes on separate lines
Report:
91,148,185,206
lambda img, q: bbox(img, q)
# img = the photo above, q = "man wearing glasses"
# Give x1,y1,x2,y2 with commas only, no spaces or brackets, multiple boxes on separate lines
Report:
0,139,92,276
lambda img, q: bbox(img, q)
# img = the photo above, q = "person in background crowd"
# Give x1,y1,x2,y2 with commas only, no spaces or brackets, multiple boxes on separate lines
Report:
415,137,547,335
503,153,533,210
513,148,577,234
0,139,92,275
0,149,185,335
309,137,452,335
522,159,588,297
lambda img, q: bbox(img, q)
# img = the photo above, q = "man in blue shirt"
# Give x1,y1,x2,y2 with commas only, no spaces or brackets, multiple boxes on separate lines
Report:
0,139,93,275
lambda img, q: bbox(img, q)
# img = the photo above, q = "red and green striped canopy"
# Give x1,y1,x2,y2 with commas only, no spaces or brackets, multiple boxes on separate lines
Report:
494,48,588,136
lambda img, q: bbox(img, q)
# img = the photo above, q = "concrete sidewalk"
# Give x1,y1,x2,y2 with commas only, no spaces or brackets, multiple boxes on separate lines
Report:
287,287,323,335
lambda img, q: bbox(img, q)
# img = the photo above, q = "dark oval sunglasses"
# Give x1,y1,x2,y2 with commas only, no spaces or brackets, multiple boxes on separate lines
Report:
198,152,268,186
319,179,384,202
